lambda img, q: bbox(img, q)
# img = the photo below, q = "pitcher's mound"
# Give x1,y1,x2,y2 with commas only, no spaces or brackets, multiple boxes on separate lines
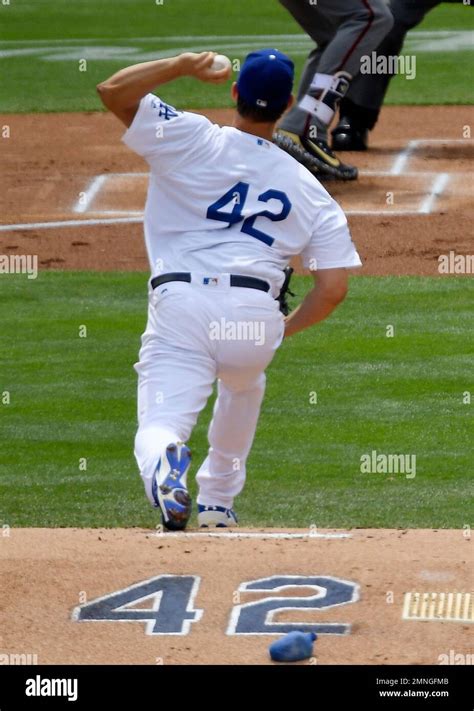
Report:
1,528,471,665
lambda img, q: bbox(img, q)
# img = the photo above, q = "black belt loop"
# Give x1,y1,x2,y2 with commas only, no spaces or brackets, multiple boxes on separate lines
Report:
151,272,270,293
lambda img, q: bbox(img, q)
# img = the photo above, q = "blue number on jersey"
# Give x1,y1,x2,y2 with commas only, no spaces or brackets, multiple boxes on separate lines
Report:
206,181,249,226
241,189,291,246
207,182,292,246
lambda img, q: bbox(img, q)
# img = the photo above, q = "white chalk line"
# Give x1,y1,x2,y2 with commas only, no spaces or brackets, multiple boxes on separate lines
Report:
391,139,418,176
419,173,451,214
71,172,148,216
103,172,148,178
153,531,352,540
73,174,108,214
0,217,143,232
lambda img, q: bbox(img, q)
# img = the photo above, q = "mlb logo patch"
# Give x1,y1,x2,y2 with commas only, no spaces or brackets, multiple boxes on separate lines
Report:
203,277,219,286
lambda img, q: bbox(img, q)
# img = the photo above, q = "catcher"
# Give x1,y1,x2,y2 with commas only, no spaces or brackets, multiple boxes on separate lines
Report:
97,48,361,530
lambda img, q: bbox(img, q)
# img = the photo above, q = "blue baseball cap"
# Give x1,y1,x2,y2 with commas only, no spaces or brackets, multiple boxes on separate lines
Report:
237,48,294,112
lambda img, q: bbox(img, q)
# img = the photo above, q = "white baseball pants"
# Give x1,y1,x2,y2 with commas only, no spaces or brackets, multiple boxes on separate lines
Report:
134,275,285,510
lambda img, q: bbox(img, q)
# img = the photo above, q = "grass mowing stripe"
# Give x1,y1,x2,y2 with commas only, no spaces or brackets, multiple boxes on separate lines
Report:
0,273,472,528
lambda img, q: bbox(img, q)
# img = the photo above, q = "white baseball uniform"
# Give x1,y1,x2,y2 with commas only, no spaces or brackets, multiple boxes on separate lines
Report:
123,93,361,509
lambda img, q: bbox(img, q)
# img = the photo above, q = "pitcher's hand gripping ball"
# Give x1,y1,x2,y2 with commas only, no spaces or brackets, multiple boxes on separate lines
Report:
211,54,232,72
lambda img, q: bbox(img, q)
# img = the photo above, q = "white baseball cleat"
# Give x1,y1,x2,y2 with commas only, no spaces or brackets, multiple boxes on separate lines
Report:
197,504,238,528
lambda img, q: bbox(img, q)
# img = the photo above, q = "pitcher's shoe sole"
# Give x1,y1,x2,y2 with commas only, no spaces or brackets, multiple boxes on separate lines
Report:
152,443,192,531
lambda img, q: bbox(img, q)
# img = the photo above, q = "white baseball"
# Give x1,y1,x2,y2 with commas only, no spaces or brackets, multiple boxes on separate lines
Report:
211,54,232,72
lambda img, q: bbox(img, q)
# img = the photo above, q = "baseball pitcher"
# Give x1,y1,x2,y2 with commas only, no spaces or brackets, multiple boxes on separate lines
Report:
97,49,361,531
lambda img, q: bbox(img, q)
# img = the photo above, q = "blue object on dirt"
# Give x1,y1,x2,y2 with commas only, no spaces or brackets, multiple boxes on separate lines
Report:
269,631,317,662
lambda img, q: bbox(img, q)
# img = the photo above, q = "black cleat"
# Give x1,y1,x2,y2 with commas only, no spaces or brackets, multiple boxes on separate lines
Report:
331,117,369,152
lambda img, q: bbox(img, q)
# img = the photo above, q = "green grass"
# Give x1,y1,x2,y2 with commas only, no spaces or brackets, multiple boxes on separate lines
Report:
0,272,472,529
0,1,473,112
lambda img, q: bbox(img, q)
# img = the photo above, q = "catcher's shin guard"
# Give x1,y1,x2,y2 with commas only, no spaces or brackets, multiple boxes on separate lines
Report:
299,72,352,127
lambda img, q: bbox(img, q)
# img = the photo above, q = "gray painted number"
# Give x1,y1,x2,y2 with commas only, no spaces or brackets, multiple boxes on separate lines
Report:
228,575,359,635
73,575,202,635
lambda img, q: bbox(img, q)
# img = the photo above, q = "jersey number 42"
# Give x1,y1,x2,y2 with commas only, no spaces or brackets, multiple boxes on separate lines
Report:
206,181,292,247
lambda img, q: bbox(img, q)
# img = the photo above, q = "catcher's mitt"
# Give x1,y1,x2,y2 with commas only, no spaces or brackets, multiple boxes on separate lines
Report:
276,266,295,316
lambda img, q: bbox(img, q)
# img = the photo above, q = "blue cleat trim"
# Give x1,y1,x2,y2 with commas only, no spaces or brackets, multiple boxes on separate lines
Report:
153,443,192,531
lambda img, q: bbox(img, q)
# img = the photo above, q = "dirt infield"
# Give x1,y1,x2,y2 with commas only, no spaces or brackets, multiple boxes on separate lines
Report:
0,528,471,665
1,105,473,275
